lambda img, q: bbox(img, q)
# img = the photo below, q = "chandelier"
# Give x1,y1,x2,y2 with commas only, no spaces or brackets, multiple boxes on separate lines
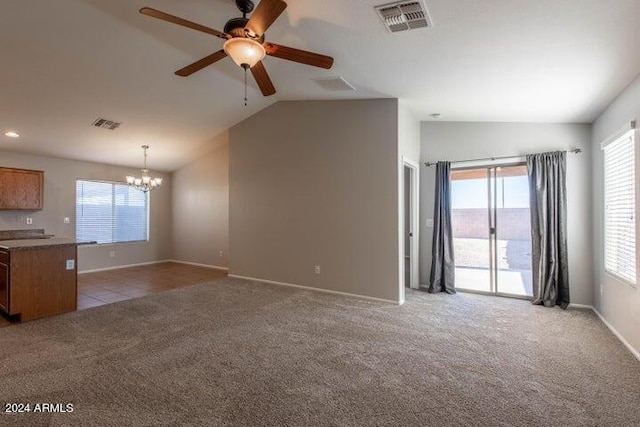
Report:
125,145,163,192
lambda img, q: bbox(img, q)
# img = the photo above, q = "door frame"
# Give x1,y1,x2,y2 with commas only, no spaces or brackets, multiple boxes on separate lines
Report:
450,161,533,299
401,157,420,292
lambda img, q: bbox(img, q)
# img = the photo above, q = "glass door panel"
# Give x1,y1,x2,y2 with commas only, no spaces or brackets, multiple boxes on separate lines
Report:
495,165,533,297
450,168,492,293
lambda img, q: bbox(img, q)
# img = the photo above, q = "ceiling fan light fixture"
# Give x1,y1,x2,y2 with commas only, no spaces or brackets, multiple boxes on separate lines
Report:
223,37,266,68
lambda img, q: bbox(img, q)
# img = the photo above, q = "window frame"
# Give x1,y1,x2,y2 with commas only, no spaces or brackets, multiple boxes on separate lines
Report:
602,128,638,288
75,179,150,246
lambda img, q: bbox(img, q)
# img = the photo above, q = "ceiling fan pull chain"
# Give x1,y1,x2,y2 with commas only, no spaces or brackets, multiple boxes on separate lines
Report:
244,66,248,106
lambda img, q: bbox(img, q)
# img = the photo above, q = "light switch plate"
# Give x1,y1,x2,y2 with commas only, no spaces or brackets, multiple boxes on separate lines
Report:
66,259,75,270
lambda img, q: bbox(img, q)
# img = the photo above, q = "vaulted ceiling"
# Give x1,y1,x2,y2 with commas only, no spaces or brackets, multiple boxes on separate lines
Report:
1,0,639,170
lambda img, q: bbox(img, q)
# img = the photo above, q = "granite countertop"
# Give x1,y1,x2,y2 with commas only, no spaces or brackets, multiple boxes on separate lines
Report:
0,237,96,251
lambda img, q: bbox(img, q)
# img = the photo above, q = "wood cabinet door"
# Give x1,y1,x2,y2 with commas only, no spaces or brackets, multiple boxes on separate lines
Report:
0,168,44,210
0,261,8,312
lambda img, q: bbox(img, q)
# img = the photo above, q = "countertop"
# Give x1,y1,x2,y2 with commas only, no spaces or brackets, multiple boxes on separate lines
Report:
0,238,96,251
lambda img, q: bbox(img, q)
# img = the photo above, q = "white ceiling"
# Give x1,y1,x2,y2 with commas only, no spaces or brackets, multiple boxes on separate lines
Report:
1,0,639,171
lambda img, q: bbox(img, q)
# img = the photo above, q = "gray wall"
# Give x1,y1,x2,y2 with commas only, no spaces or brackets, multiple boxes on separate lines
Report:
591,73,640,356
419,122,593,305
0,150,172,272
171,132,229,268
229,99,400,302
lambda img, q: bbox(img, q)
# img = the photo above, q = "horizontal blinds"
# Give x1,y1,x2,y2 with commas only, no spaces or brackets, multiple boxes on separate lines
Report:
76,180,149,244
603,132,636,285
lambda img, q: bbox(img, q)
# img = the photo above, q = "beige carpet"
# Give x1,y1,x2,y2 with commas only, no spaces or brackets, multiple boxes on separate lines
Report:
0,278,639,426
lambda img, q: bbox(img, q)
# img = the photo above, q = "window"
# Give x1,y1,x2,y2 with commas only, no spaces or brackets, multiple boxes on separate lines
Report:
76,180,149,244
603,129,637,286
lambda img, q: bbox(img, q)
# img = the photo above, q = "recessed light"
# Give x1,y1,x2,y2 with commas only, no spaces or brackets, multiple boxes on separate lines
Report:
430,113,442,119
4,131,20,138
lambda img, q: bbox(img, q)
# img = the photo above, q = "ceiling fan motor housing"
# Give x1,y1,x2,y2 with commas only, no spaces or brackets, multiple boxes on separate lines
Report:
224,16,265,41
224,17,249,37
235,0,254,16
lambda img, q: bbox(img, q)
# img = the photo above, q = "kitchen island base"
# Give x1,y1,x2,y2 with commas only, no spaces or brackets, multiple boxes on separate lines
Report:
0,245,77,322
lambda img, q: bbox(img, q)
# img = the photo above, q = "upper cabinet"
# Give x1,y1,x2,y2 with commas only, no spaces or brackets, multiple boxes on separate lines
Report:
0,168,44,210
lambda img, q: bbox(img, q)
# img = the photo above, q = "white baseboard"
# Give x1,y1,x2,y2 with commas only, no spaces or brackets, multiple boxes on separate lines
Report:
591,306,640,362
568,303,639,362
78,259,171,274
169,259,228,272
568,303,593,309
228,274,401,305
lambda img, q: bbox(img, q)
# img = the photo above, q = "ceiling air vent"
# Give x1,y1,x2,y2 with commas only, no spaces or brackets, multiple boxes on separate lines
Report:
374,1,432,33
312,76,356,92
91,118,121,130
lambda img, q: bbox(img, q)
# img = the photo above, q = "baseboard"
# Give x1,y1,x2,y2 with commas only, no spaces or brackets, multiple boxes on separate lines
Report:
568,303,593,309
78,259,171,274
228,274,400,305
563,303,639,362
591,306,640,362
169,259,229,272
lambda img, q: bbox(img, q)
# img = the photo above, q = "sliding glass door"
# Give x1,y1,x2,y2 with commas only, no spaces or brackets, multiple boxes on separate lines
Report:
451,164,533,298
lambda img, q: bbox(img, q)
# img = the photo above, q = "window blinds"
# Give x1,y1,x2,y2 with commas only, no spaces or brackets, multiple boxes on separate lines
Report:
603,131,636,285
76,180,149,244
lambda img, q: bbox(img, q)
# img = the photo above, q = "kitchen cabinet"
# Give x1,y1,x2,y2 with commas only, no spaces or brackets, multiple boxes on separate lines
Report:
0,251,8,312
0,167,44,210
0,245,77,321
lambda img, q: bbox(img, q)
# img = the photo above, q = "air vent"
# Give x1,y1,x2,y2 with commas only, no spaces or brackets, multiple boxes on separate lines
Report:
91,118,121,130
312,76,356,92
374,1,432,33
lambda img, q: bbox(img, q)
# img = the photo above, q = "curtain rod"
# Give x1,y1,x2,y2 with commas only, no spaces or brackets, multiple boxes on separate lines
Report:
423,148,583,167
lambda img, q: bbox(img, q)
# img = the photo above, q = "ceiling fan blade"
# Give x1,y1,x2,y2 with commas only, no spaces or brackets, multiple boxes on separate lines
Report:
140,7,229,40
264,43,333,69
175,50,227,76
245,0,287,37
250,61,276,96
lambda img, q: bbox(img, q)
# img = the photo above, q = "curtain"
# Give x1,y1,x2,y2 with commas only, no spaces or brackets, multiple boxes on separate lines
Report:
428,161,456,294
527,151,570,309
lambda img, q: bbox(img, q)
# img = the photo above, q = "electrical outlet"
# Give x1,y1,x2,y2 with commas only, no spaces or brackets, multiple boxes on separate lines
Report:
426,218,434,227
219,250,224,257
64,217,70,224
314,265,321,275
109,251,115,258
600,283,603,297
26,217,33,225
66,259,75,270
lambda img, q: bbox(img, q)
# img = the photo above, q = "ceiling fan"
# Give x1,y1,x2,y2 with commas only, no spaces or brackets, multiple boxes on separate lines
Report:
140,0,334,98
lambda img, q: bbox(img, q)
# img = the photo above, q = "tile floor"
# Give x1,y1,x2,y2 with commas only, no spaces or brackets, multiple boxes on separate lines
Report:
0,262,227,327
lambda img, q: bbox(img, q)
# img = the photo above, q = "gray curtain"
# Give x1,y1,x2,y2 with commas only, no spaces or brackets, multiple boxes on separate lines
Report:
527,151,570,309
428,161,456,294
